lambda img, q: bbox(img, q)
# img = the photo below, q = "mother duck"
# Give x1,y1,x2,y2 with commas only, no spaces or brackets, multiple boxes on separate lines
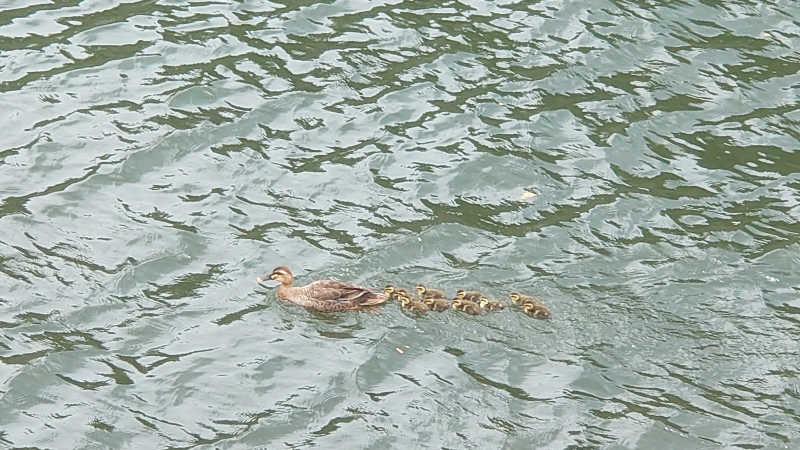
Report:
258,266,388,312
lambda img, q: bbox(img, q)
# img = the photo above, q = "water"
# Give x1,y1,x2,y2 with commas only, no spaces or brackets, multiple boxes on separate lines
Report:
2,0,800,448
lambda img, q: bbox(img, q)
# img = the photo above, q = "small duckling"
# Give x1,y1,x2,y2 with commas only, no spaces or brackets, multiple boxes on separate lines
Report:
455,289,485,302
451,298,483,315
522,302,551,319
423,297,451,312
478,297,506,311
416,284,446,299
508,292,542,306
400,295,429,315
385,285,412,301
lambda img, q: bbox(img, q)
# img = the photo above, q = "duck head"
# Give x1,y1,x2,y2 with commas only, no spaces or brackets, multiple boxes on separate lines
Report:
258,266,293,285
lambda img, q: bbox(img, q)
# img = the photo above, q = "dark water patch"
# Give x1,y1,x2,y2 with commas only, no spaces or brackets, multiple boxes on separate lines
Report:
458,363,537,402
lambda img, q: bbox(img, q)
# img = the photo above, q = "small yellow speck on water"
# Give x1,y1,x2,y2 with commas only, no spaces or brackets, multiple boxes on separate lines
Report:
395,347,404,354
520,190,536,201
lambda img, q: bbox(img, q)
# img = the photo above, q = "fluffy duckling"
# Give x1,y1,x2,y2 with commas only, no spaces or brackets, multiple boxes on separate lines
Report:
522,302,551,319
478,297,506,311
416,284,446,299
384,285,396,297
423,297,451,312
451,298,483,315
400,295,429,315
384,285,412,301
510,292,551,318
455,289,485,302
508,292,542,306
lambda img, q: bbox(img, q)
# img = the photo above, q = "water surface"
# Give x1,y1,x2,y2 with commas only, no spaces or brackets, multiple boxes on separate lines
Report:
2,0,800,448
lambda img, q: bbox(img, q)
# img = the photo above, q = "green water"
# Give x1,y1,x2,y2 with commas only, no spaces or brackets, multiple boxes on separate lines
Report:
2,0,800,448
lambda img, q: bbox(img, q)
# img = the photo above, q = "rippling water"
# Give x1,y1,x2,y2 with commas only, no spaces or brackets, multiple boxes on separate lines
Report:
2,0,800,448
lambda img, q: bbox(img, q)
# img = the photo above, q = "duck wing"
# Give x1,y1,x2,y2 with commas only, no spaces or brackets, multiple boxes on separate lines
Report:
306,280,387,306
312,300,358,312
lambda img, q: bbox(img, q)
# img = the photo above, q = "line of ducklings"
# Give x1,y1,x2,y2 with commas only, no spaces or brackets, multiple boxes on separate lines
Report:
384,285,551,319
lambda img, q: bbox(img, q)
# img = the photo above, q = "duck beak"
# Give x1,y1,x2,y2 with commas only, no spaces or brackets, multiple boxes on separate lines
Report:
256,274,275,284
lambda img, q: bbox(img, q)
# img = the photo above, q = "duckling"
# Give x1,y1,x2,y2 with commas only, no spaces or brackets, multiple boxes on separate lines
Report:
416,284,446,299
478,297,506,311
384,285,400,300
451,298,483,315
384,285,412,301
400,295,429,315
423,296,451,312
508,292,542,306
522,302,551,319
455,289,485,302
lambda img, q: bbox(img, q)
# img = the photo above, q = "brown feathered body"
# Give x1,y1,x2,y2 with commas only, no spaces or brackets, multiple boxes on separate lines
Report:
262,266,388,311
416,284,446,299
423,297,451,312
400,296,429,315
510,292,551,319
523,302,551,319
452,299,484,315
455,289,485,302
479,298,506,311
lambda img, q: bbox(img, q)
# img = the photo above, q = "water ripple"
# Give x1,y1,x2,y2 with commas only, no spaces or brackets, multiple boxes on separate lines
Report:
2,0,800,448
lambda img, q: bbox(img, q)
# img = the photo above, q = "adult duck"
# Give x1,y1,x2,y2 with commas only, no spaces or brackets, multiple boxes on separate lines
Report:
258,266,388,312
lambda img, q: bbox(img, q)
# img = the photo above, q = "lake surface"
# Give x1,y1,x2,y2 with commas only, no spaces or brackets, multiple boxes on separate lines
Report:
2,0,800,448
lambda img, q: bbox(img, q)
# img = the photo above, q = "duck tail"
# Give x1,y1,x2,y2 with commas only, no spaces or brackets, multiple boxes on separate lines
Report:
356,291,389,306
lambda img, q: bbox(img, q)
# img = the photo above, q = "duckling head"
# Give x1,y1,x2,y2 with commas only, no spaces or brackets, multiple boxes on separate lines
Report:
400,296,411,307
509,292,521,304
455,289,466,299
451,299,462,309
384,285,396,295
415,284,426,296
522,303,533,314
478,298,489,308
